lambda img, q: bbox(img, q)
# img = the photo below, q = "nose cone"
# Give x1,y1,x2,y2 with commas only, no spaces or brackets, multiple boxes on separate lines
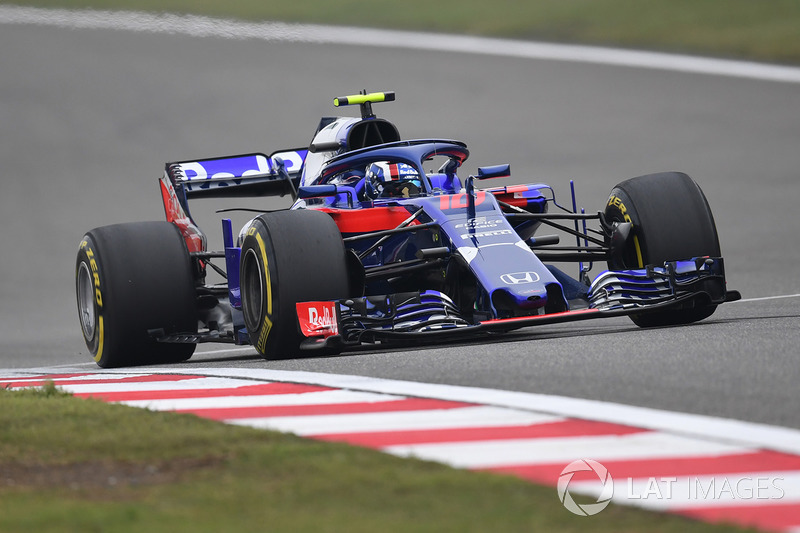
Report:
491,286,548,313
491,281,569,316
496,270,548,310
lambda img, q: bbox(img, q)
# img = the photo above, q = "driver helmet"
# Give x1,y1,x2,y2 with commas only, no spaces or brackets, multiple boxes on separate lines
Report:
365,161,421,198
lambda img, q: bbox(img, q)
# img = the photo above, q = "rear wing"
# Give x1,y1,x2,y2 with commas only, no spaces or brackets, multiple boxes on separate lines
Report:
165,148,308,200
159,148,307,253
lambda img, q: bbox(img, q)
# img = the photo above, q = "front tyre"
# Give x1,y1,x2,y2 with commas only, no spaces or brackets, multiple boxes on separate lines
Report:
605,172,721,327
240,210,351,360
76,222,197,367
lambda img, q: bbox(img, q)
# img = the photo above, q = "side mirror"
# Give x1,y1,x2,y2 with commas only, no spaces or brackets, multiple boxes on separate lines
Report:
476,164,511,180
297,184,355,208
298,184,338,198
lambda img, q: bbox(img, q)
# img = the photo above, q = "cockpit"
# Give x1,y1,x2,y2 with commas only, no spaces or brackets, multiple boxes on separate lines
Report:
301,140,470,208
329,160,423,201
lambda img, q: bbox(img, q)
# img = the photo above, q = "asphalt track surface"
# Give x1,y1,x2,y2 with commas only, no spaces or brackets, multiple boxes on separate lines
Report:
1,17,799,433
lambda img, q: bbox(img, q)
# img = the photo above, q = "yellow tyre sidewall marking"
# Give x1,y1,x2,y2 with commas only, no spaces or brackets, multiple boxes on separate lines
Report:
255,232,273,354
633,235,644,268
96,316,104,363
80,238,105,363
607,194,645,268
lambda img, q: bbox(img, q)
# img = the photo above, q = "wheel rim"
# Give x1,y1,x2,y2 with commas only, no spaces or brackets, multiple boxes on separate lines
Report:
77,261,96,341
241,248,264,333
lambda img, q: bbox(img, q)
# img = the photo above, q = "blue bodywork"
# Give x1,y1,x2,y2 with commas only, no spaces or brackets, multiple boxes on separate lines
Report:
291,141,569,319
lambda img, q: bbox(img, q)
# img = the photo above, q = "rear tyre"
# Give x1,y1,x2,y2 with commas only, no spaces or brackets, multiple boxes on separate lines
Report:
76,222,197,367
605,172,721,327
240,210,351,360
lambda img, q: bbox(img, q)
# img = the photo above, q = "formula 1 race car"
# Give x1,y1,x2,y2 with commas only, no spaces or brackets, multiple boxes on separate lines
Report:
76,91,740,367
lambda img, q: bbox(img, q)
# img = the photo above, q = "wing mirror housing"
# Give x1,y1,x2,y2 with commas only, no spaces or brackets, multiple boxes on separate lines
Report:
298,184,338,198
476,164,511,180
297,184,355,208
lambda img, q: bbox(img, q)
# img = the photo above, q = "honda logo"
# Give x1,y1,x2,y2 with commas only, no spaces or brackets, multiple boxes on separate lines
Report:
500,271,541,285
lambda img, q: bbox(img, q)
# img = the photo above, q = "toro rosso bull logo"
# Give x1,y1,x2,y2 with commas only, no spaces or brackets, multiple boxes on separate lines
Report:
500,271,541,285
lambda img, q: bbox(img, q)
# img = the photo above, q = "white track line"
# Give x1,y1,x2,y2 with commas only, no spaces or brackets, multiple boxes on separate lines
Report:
231,406,562,435
736,293,800,303
2,5,800,84
121,389,402,410
384,432,750,469
53,376,244,394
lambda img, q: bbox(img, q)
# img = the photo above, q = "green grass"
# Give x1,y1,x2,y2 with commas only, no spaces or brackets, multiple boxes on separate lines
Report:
0,386,754,532
6,0,800,64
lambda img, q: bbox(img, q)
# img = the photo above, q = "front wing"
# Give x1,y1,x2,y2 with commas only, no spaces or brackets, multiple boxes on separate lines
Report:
294,257,741,350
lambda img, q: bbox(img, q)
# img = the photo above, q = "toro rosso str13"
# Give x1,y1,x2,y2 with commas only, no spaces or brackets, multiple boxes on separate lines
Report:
76,91,740,367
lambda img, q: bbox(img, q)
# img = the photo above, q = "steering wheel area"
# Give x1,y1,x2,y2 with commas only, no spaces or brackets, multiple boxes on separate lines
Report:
379,180,420,198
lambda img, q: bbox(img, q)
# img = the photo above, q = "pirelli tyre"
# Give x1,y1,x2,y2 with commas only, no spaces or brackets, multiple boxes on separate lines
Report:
240,210,350,360
75,221,197,367
605,172,721,327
